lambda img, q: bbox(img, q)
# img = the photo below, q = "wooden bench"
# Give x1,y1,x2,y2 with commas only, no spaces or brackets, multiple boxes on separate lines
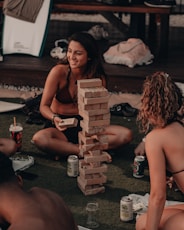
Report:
52,1,171,57
0,1,171,57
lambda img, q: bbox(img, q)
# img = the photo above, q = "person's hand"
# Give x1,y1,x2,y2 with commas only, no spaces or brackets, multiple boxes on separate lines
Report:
53,116,67,131
166,176,174,189
166,176,180,191
134,140,145,156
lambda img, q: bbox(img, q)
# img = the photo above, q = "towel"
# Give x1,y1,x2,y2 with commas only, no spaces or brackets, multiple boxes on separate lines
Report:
128,193,184,220
103,38,154,68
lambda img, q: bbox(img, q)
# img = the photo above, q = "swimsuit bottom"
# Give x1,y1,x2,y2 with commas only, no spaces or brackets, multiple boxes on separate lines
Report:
44,114,82,144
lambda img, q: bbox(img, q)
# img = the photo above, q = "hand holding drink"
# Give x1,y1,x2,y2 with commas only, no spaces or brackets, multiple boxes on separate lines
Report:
9,117,23,152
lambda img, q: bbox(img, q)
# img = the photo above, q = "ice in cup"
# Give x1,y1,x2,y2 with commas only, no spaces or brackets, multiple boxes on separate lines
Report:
86,202,99,229
9,123,23,152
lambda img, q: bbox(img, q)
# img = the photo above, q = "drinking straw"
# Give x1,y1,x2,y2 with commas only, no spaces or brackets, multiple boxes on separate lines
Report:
13,117,16,127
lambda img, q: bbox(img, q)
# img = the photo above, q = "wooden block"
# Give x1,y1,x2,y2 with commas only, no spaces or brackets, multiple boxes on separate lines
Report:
82,174,94,179
79,172,102,180
79,163,108,175
80,142,108,152
77,179,105,195
79,133,108,147
78,103,102,111
95,135,108,144
58,118,78,128
79,159,101,170
84,151,110,163
85,135,108,145
79,110,110,121
81,129,102,137
79,159,103,170
78,108,109,117
78,149,102,158
79,159,90,168
90,162,101,168
78,148,85,158
82,118,110,128
83,95,109,105
100,103,109,109
80,120,106,135
78,87,108,98
88,150,101,156
78,132,100,145
77,78,102,88
77,173,107,186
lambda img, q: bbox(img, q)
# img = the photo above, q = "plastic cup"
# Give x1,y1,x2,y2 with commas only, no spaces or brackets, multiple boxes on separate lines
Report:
9,123,23,152
86,202,99,229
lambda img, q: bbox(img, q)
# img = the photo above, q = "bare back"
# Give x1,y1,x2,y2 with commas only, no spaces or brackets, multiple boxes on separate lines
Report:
146,121,184,192
2,186,78,230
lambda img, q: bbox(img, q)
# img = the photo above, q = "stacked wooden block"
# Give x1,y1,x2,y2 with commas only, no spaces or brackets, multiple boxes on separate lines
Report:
77,78,110,195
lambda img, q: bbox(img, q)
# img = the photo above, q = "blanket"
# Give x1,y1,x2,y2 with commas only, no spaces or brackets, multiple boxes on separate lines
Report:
129,193,184,220
103,38,154,68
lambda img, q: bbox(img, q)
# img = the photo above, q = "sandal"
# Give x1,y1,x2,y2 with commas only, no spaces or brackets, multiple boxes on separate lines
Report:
110,103,138,117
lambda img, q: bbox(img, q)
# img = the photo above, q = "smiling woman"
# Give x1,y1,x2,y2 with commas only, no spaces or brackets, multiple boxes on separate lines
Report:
32,31,133,159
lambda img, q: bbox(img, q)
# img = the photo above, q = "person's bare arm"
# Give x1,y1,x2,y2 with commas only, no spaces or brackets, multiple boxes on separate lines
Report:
134,138,145,156
0,138,17,156
39,65,65,121
145,131,167,230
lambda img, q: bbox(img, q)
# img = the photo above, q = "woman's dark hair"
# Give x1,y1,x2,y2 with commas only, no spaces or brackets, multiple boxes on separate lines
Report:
61,32,106,79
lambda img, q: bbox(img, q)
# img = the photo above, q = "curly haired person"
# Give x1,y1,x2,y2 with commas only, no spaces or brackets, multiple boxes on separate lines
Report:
136,71,184,230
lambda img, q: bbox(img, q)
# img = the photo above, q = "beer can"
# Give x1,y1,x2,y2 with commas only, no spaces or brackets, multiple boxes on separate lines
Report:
133,156,145,178
120,196,133,222
67,155,79,177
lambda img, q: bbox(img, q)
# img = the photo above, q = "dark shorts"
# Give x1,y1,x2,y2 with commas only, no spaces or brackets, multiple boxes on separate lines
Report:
44,115,82,144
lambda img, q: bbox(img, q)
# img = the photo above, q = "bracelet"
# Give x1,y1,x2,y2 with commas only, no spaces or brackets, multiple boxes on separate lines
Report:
142,137,146,143
51,114,59,124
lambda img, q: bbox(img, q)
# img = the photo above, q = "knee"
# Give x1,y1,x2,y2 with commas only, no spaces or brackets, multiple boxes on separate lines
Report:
126,128,133,143
122,128,133,144
0,138,17,157
32,131,46,148
116,127,133,146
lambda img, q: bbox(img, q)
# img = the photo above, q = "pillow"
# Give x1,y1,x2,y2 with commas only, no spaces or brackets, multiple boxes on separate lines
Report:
103,38,154,68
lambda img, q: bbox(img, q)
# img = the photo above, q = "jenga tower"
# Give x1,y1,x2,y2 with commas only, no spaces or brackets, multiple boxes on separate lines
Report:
77,78,110,195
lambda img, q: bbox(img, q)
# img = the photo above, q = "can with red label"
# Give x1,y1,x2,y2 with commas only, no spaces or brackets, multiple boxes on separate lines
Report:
133,156,145,178
67,155,79,177
120,196,133,222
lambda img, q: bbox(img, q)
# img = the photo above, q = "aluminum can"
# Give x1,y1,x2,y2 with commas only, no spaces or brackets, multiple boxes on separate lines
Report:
120,196,133,222
67,155,79,177
133,156,145,178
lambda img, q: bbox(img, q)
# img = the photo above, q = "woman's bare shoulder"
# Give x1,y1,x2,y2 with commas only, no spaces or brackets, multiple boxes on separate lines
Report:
50,64,69,75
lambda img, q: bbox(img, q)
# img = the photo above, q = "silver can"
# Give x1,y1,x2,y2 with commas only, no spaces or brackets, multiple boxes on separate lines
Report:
133,156,145,178
120,196,133,222
67,155,79,177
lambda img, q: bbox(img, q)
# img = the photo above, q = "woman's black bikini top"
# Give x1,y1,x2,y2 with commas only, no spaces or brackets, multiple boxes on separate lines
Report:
55,68,77,104
172,169,184,175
